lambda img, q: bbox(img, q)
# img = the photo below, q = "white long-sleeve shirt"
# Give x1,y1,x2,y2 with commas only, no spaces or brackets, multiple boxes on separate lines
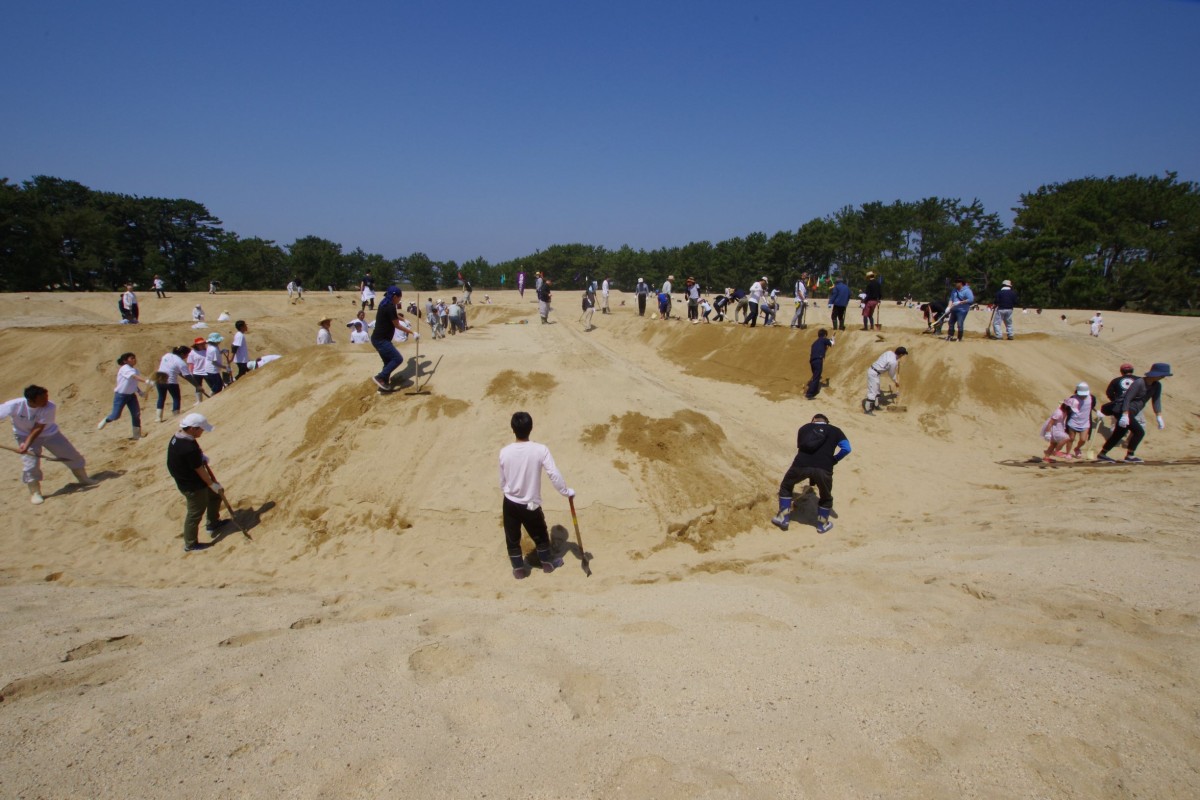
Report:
870,351,900,381
499,441,569,507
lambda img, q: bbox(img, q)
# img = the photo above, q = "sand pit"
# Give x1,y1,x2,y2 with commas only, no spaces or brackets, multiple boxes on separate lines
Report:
2,290,1199,798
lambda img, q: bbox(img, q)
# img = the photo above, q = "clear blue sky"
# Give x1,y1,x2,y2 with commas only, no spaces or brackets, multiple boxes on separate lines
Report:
4,0,1198,263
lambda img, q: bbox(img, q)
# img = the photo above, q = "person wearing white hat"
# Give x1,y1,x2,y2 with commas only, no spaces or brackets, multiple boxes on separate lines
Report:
744,276,768,328
634,277,650,317
1061,382,1095,459
993,280,1019,340
167,413,227,552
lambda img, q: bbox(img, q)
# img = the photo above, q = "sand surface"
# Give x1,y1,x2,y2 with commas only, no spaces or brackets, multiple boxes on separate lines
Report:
1,289,1198,799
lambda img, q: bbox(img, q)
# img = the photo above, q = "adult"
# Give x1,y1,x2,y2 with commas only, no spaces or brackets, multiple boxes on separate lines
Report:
1089,312,1104,337
463,279,473,305
864,347,907,413
448,297,465,334
167,413,229,552
745,276,768,328
121,283,139,324
154,346,191,422
731,288,748,323
535,272,544,293
1097,363,1171,463
862,271,882,330
828,277,850,331
771,413,851,534
658,275,673,319
993,280,1019,340
498,411,574,579
153,275,166,299
1101,363,1137,423
2,385,94,504
685,278,701,324
945,278,974,342
601,277,611,314
634,277,650,317
581,287,596,331
204,333,230,387
517,270,527,297
97,352,152,439
805,329,835,400
370,286,416,392
359,271,376,311
790,274,808,329
316,318,335,345
537,278,553,324
232,321,251,378
920,299,948,334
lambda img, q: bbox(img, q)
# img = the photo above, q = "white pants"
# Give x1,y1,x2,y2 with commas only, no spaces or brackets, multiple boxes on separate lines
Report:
16,431,85,483
866,369,882,403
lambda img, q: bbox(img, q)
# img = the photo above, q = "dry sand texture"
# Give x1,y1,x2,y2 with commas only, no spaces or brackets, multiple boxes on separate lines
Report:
1,289,1199,798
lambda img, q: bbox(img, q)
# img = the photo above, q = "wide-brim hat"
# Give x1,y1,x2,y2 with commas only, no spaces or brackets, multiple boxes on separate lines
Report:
1144,362,1173,378
318,317,332,325
206,333,223,343
866,271,876,278
1002,280,1012,287
193,337,207,346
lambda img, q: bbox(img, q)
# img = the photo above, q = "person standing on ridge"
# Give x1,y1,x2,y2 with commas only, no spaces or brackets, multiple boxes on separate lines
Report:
2,385,95,504
945,278,974,341
1089,312,1104,337
634,277,650,317
359,270,376,311
805,329,835,399
231,321,251,379
993,280,1019,339
686,278,701,324
828,277,850,331
744,276,768,327
791,273,808,329
660,275,674,320
771,413,851,534
601,276,611,314
862,271,882,330
581,286,596,331
498,411,574,579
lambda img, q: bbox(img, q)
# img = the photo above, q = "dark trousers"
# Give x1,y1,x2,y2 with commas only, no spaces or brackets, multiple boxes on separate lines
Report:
688,299,699,320
806,358,824,398
746,301,760,327
831,305,846,330
372,338,403,382
236,362,249,378
502,497,552,568
156,383,181,412
181,486,222,547
203,372,224,395
779,460,834,512
1103,416,1145,454
637,295,647,316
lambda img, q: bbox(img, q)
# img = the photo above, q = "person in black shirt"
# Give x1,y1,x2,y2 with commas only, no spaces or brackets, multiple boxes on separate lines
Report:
370,286,416,392
359,272,376,311
771,414,851,534
167,413,225,552
862,271,882,330
805,329,835,399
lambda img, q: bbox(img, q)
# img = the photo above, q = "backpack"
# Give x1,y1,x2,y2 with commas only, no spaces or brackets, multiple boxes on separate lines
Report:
798,424,828,454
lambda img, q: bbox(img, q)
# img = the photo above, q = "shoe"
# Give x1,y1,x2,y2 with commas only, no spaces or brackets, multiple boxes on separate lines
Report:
205,519,230,533
28,482,45,505
372,376,393,392
512,567,529,580
1123,455,1144,464
816,520,834,534
1072,449,1082,459
770,513,789,531
862,398,875,414
1096,453,1117,462
1007,336,1014,340
542,556,564,574
183,542,212,552
97,417,109,430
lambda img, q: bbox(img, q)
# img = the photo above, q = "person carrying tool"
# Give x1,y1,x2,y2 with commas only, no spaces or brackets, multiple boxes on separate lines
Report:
1096,362,1172,463
771,413,851,534
805,329,835,399
944,278,974,341
498,411,574,579
864,346,907,413
166,413,228,552
862,271,882,330
2,385,95,504
370,286,417,392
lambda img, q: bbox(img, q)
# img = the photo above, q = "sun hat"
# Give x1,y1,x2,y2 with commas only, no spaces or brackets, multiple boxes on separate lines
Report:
193,337,207,346
866,271,876,278
206,333,223,343
1075,382,1090,397
1120,363,1134,374
1002,280,1012,287
318,317,332,325
1144,363,1173,378
179,413,213,432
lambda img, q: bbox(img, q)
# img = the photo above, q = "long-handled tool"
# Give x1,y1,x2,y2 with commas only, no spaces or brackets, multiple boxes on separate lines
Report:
205,465,252,541
0,443,70,462
408,293,423,396
568,495,591,577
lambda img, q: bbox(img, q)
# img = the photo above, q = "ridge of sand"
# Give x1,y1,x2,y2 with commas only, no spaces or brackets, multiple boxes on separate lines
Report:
1,290,1198,798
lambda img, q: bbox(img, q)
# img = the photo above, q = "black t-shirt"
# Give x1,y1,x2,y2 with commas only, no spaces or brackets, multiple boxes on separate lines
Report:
865,279,882,301
791,422,847,472
361,275,374,290
809,337,834,361
372,302,397,342
167,435,206,492
537,283,552,302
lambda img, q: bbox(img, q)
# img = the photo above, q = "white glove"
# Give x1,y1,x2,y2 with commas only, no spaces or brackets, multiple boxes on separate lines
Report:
566,488,575,498
1157,415,1165,430
209,482,223,494
1118,413,1130,428
414,333,420,340
828,338,836,346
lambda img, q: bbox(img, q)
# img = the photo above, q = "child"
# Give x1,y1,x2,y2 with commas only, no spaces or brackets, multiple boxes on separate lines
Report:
657,291,670,320
699,296,713,323
1089,312,1104,337
1040,401,1071,461
498,412,574,579
154,346,191,422
97,352,153,439
1062,382,1095,458
232,321,251,378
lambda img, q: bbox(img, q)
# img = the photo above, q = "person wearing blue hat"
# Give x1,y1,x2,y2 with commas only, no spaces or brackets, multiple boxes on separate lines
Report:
1096,362,1172,463
370,286,417,392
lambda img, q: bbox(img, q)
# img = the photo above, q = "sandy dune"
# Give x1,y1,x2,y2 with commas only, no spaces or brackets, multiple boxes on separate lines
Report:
1,289,1198,798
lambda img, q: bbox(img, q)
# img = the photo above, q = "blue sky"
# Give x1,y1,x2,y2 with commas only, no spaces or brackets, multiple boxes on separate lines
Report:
3,0,1198,263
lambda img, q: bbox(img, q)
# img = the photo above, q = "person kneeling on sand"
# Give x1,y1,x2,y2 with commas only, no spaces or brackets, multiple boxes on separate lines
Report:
498,411,574,579
2,385,95,504
167,413,228,552
772,413,850,534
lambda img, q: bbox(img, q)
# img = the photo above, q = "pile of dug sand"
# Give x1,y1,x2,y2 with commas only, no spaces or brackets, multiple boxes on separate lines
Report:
1,290,1198,798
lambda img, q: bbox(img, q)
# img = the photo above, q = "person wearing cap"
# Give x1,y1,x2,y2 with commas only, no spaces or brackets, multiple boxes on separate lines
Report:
771,413,851,534
187,338,219,400
862,271,882,330
2,385,95,504
536,278,554,324
316,318,334,345
97,352,153,439
348,320,370,344
498,411,574,579
167,413,227,552
1097,363,1172,463
944,279,974,341
634,277,650,317
993,280,1019,339
370,286,417,392
685,278,701,323
828,277,850,331
1062,382,1096,459
744,276,768,328
864,346,907,413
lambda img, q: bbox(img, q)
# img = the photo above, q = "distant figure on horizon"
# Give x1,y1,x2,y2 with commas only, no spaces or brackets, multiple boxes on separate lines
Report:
153,275,166,299
993,280,1019,340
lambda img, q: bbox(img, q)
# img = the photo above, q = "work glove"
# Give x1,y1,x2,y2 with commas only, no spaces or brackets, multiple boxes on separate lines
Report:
1118,413,1130,428
828,338,836,346
1157,415,1165,430
209,482,223,494
566,488,575,498
414,333,420,340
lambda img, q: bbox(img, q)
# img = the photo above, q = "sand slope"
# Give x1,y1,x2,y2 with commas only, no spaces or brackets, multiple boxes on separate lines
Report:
1,290,1198,798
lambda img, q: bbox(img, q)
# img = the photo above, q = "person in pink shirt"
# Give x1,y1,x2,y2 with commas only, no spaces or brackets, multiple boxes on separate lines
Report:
498,411,575,579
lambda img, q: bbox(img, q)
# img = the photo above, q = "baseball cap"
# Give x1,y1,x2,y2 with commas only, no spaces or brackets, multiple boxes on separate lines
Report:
1119,363,1134,373
180,413,213,432
1075,382,1090,396
193,337,207,346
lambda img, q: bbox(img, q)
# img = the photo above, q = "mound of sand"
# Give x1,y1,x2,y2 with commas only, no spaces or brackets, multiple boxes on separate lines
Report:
2,290,1199,798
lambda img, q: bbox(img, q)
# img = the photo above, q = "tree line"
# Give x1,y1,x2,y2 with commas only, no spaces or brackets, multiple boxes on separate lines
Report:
2,172,1197,312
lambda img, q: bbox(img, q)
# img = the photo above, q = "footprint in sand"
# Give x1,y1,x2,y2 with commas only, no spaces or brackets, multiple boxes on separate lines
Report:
407,642,477,684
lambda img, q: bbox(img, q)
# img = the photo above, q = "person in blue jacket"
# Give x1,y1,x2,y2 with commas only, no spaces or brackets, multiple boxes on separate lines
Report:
828,278,850,331
945,278,974,341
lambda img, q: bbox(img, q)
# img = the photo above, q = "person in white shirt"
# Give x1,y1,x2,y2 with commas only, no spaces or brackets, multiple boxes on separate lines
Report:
1089,312,1104,337
121,284,139,324
660,275,674,319
347,310,375,333
154,346,191,421
791,274,809,329
448,297,465,334
864,346,908,413
601,277,611,314
97,352,153,439
203,333,230,387
231,321,251,378
498,411,575,579
187,338,221,401
744,277,768,327
2,385,94,504
349,321,370,343
317,318,334,345
153,275,166,299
